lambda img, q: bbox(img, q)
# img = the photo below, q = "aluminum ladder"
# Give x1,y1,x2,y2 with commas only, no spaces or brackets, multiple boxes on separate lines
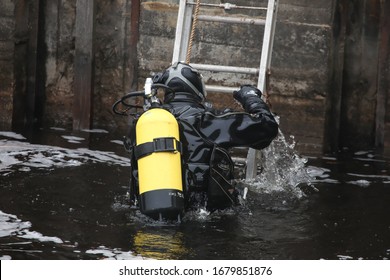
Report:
172,0,279,180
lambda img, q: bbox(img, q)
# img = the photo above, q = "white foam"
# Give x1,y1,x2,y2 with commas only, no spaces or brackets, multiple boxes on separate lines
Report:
0,139,130,175
337,254,354,260
61,135,85,142
354,151,370,155
313,178,340,184
0,132,26,140
347,172,390,180
86,245,145,260
0,211,31,238
347,180,370,187
19,230,63,244
353,157,386,163
50,127,66,131
321,156,337,160
81,129,109,133
0,210,63,244
111,140,124,145
307,166,331,178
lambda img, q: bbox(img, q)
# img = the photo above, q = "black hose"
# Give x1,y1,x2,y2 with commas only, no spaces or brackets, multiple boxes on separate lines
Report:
152,83,175,95
112,85,175,116
120,91,145,108
112,91,145,116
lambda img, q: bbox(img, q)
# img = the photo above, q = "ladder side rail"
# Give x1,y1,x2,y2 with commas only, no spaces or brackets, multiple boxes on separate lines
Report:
258,0,279,93
172,0,194,63
246,0,279,181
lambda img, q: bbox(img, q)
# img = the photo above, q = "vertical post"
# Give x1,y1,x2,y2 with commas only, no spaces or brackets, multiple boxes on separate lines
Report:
375,0,390,149
126,0,140,90
323,0,348,153
338,0,380,150
26,0,40,128
73,0,95,131
13,0,29,129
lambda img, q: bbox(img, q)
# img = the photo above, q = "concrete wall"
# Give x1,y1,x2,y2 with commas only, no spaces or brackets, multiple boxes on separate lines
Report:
0,0,389,154
43,0,136,129
0,0,136,130
137,0,334,153
268,0,334,153
43,0,76,128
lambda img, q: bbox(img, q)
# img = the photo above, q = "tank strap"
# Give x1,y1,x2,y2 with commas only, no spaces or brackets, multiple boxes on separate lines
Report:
134,137,183,159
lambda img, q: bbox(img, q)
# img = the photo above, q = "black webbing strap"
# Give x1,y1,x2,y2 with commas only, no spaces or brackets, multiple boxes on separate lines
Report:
134,137,182,160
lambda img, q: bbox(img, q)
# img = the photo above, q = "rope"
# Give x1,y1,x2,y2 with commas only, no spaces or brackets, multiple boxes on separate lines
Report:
185,0,201,64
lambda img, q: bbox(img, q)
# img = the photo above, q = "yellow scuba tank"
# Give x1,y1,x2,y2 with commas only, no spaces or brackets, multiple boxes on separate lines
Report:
135,107,184,219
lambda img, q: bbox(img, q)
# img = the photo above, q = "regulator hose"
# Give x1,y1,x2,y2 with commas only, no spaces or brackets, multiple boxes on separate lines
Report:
112,84,175,116
112,91,145,116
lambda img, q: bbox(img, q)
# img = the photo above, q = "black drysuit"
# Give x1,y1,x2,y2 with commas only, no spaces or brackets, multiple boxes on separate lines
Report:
131,91,278,210
127,89,278,210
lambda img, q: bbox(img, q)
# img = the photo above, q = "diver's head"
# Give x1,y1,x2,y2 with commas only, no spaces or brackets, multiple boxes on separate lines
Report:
153,62,207,103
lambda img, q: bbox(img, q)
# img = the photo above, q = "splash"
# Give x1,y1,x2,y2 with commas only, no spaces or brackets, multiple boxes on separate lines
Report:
245,120,315,198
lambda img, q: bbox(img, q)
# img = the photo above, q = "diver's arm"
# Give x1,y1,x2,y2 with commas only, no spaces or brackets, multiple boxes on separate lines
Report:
199,86,278,149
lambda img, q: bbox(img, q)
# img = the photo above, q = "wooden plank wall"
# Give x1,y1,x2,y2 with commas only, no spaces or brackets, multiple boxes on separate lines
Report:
323,0,348,153
375,0,390,151
26,0,38,128
73,0,96,131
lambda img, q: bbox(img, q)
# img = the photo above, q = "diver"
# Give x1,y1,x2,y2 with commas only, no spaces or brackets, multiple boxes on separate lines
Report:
125,62,279,215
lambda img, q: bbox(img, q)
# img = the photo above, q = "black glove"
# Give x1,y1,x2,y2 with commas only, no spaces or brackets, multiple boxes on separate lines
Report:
233,85,264,113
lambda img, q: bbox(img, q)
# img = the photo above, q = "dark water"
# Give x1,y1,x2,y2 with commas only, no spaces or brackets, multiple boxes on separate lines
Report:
1,128,389,260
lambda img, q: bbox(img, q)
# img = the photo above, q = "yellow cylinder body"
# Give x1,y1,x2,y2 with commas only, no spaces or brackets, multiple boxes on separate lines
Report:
135,108,184,218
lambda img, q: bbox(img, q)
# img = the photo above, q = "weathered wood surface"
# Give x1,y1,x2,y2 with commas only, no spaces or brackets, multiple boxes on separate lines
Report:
73,0,95,130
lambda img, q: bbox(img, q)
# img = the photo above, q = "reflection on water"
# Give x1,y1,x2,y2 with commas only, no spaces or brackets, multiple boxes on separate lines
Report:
1,128,390,260
132,229,189,259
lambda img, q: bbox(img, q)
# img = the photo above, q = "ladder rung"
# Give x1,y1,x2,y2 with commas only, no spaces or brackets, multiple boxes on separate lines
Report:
187,2,268,11
197,15,265,26
205,85,239,94
190,63,259,75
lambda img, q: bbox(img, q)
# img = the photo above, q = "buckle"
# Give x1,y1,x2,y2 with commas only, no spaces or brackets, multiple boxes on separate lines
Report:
153,137,175,152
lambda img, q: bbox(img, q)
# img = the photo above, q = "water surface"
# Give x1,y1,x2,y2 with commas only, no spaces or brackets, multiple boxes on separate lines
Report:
1,128,389,260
